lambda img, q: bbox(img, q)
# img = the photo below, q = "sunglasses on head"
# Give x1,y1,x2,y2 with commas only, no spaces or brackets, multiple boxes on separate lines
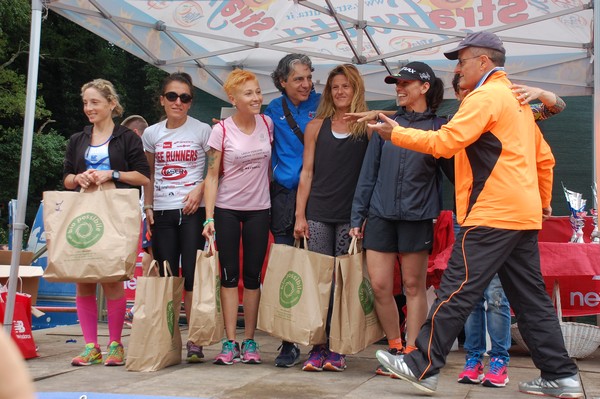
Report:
163,91,193,103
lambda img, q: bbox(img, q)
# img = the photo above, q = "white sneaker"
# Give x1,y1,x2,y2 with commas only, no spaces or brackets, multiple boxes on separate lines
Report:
375,350,438,394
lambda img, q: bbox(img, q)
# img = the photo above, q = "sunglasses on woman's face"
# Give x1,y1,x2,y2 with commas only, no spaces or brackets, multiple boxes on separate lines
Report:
163,91,193,103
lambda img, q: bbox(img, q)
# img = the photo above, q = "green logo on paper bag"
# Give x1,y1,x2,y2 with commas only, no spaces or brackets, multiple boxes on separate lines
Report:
279,271,303,308
215,276,222,313
166,300,175,337
358,278,375,315
66,212,104,249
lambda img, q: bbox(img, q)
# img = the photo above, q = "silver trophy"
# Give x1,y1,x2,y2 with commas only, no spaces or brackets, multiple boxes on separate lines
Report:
591,183,599,243
562,183,586,243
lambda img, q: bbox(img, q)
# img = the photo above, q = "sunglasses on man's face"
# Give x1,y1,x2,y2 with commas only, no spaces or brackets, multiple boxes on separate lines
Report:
163,91,193,103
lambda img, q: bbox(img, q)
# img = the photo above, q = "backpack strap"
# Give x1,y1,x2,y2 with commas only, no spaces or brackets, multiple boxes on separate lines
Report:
282,98,304,145
259,114,272,142
219,120,226,177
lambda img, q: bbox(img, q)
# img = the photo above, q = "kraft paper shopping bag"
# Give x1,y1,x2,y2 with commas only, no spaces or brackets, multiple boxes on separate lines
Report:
257,239,334,346
125,261,184,371
188,237,224,346
329,237,384,354
43,183,140,283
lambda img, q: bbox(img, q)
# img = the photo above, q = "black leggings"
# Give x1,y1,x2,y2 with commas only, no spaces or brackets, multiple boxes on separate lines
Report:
151,208,206,291
214,207,270,290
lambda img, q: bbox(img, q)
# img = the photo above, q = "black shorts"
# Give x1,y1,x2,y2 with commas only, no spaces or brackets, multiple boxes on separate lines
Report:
363,215,433,253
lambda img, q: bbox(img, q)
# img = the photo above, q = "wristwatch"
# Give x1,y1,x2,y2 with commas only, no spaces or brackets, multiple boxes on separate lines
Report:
111,170,121,182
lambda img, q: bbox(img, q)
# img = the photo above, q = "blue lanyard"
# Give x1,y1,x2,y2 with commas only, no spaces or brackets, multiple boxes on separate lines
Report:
475,67,505,90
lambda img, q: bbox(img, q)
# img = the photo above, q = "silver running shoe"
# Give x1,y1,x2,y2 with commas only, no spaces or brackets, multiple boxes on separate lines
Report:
518,375,584,398
375,350,438,394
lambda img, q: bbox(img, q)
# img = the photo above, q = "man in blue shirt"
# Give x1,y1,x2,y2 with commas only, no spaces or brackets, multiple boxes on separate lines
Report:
263,53,320,367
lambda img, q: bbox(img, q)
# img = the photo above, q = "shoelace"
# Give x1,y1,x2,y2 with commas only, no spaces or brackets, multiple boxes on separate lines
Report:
464,357,481,370
222,341,237,354
81,345,98,356
188,342,201,352
243,340,258,353
107,344,122,357
488,359,505,374
308,347,326,360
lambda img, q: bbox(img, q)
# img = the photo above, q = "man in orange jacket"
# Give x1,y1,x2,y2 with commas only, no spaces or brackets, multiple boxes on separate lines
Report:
369,31,582,398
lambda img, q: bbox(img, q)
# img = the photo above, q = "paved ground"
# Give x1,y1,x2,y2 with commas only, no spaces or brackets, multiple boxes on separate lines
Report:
28,324,600,398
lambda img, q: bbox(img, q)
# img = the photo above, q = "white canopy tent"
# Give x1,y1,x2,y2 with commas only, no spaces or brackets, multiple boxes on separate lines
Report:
47,0,594,102
4,0,599,332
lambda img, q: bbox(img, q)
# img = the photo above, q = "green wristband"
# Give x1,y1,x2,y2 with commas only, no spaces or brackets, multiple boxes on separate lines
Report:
203,218,214,227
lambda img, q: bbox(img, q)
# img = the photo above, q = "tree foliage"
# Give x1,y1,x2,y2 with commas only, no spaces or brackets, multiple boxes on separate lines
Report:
0,1,227,241
37,12,167,136
0,1,167,241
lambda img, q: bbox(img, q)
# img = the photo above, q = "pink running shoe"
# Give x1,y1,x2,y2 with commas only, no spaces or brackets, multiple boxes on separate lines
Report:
482,357,509,387
241,339,262,364
213,340,240,365
458,357,484,384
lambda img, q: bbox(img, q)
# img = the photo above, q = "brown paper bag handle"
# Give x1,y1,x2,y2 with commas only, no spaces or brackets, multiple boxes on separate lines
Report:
80,181,116,193
348,237,360,255
552,279,563,321
162,261,173,277
293,237,309,249
146,260,159,277
206,236,216,255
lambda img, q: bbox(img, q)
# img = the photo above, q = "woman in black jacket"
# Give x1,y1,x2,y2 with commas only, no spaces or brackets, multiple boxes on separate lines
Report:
63,78,150,367
349,62,446,376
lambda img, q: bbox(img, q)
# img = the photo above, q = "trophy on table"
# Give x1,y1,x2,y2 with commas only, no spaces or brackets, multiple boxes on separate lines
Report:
562,183,586,243
591,183,599,243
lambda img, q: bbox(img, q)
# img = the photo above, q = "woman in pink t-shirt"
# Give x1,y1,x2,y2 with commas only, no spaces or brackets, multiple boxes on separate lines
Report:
203,69,273,365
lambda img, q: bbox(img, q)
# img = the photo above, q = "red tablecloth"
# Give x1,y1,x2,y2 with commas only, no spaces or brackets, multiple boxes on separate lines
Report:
538,216,595,243
539,242,600,316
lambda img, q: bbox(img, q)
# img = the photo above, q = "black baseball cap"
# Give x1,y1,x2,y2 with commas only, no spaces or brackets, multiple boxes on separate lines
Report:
444,31,506,60
384,61,435,84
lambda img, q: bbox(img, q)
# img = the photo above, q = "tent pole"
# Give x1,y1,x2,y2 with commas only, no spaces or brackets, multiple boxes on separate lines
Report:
594,0,599,209
3,0,43,334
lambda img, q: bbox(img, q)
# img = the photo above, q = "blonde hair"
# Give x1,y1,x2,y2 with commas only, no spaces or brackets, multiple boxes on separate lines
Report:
316,64,368,137
81,78,124,117
223,69,258,98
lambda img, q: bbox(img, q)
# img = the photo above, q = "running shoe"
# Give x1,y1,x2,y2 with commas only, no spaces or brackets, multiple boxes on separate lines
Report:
124,308,134,328
323,351,346,371
482,357,509,387
71,343,102,366
104,341,125,366
241,339,262,364
186,340,204,363
376,350,439,394
302,345,329,372
375,348,400,378
274,342,301,368
518,375,583,398
213,340,241,365
457,356,484,384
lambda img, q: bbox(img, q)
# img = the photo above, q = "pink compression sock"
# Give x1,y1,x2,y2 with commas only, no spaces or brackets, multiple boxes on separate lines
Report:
76,295,98,345
106,295,127,344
